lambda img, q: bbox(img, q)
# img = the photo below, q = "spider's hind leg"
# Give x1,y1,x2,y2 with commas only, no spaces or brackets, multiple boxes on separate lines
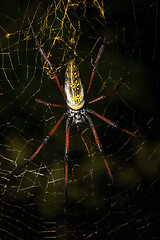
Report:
64,118,71,191
86,113,114,183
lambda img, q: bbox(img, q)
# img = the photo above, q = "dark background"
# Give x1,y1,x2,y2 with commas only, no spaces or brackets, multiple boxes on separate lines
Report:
0,0,160,239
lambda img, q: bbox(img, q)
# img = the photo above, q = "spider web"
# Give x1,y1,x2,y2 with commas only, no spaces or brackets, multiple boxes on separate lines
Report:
0,0,160,239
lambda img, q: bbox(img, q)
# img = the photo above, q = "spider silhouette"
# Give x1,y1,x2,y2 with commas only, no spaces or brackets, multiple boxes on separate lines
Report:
25,18,141,191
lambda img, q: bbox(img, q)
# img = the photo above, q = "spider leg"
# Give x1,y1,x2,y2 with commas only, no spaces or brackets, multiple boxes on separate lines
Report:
35,98,66,108
20,113,66,168
86,33,107,95
87,109,142,139
64,118,70,191
88,77,127,105
28,17,65,99
86,113,114,182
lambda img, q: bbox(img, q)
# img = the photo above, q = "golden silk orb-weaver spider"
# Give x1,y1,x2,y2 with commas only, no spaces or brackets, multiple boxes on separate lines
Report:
24,18,142,191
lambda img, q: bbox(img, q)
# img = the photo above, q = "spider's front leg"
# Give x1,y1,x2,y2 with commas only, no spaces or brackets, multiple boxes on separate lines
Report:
28,17,65,99
35,98,66,108
86,114,114,183
88,77,127,105
86,33,107,95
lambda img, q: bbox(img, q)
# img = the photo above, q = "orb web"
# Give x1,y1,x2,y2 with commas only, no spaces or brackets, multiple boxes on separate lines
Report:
0,0,159,239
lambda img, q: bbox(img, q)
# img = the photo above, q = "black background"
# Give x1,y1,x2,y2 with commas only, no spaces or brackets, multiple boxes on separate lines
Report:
0,0,160,239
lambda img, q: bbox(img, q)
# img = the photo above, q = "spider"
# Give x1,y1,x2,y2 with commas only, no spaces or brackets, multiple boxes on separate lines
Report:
25,18,141,191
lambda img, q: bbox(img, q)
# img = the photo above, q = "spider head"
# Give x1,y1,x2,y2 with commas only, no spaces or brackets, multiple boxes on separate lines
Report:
67,108,86,125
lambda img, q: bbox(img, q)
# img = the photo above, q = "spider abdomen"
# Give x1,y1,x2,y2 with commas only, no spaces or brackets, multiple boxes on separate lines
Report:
65,59,85,110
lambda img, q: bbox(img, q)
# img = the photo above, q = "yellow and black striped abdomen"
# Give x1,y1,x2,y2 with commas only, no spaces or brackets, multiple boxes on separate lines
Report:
65,60,85,110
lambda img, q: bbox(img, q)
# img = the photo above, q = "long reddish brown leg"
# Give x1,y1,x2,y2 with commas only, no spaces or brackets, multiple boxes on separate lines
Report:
88,77,127,105
35,99,66,108
86,114,114,182
28,17,65,99
21,113,66,168
87,109,141,139
64,118,70,191
86,33,107,95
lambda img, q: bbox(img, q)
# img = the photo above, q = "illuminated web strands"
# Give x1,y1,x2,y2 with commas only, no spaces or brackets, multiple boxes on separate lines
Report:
86,114,114,182
86,33,107,95
87,109,142,139
28,17,65,99
21,113,66,168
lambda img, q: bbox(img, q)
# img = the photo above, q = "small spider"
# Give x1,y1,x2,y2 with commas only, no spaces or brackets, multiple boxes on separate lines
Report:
25,18,141,191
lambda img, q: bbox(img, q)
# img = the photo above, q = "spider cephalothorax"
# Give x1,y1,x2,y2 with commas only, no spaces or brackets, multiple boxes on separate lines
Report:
67,108,86,125
24,18,141,191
